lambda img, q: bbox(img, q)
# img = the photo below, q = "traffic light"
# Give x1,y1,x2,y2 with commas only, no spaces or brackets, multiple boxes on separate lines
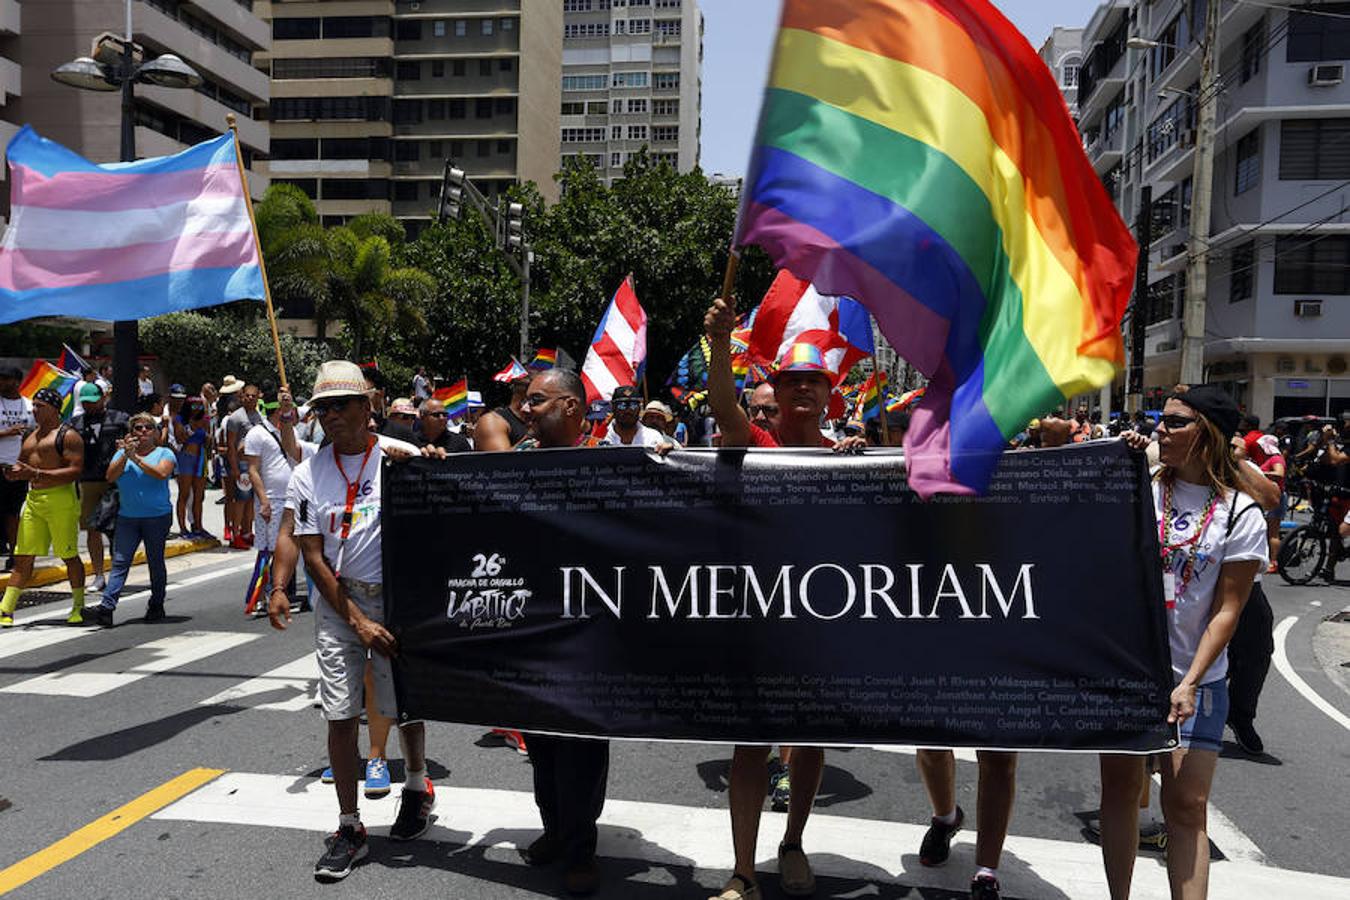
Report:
439,165,465,222
506,202,524,251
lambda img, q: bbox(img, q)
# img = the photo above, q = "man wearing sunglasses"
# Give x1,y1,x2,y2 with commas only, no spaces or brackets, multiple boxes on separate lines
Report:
1,388,86,627
598,385,667,449
415,398,470,453
283,361,433,882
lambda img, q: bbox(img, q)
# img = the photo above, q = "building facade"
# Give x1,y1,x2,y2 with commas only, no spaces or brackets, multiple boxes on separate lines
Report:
0,0,21,189
1079,0,1350,423
11,0,270,181
560,0,702,182
259,0,561,234
1039,25,1083,119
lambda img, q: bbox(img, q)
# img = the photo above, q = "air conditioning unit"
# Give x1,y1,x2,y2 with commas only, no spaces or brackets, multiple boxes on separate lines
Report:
1295,299,1323,317
1309,64,1344,86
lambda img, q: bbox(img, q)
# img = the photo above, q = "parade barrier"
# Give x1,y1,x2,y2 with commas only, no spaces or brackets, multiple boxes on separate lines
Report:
385,442,1175,753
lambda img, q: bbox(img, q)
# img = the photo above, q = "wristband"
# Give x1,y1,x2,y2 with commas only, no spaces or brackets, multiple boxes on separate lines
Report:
270,585,289,595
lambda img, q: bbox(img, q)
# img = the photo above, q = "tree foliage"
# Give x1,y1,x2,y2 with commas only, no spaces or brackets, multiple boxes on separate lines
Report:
140,309,331,395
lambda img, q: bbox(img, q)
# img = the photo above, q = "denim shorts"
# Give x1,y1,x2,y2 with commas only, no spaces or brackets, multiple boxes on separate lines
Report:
1178,679,1229,752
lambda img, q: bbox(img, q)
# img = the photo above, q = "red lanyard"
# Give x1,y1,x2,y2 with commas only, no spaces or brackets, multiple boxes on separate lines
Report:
331,436,376,575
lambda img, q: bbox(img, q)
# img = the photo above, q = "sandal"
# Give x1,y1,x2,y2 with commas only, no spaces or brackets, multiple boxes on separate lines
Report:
710,873,759,899
778,842,816,896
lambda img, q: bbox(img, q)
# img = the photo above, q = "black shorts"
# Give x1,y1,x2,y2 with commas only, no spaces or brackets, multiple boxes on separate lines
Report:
0,475,28,519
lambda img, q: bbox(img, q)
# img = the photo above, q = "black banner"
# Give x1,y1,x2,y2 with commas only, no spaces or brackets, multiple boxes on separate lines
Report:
385,442,1176,752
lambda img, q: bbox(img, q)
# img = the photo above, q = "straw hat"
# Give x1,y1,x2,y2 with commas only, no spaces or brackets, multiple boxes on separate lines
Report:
310,361,369,401
218,375,244,395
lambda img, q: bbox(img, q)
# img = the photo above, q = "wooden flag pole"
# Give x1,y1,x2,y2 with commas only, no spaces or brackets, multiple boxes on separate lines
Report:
226,113,288,391
873,355,891,446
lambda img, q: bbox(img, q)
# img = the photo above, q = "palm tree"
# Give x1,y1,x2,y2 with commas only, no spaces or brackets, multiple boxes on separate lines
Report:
254,184,334,336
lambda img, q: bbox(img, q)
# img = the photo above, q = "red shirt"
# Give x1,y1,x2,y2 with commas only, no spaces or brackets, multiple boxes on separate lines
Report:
749,423,834,448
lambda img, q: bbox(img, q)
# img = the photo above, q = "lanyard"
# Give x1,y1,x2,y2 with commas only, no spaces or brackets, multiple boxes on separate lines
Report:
331,436,377,577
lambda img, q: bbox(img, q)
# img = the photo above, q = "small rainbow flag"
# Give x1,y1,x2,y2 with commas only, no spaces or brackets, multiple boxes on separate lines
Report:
243,550,272,616
735,0,1136,496
530,348,557,370
435,377,469,419
18,359,78,418
857,370,888,421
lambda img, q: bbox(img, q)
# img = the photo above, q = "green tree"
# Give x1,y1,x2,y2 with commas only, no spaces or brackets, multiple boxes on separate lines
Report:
140,309,331,395
253,183,333,333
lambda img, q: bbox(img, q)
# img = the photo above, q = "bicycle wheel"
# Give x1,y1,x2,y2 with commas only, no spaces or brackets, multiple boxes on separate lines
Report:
1278,526,1326,585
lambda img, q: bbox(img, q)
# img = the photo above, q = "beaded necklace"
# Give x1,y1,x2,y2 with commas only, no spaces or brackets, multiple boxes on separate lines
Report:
1159,478,1221,608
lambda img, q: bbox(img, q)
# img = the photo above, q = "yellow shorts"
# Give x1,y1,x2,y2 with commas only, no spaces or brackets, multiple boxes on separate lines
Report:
16,483,81,560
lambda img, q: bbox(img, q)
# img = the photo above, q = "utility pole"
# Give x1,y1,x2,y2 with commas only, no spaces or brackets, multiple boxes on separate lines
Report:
1127,185,1153,414
1179,0,1220,386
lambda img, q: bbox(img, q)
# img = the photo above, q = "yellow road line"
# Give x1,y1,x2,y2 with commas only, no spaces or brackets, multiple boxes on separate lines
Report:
0,767,224,896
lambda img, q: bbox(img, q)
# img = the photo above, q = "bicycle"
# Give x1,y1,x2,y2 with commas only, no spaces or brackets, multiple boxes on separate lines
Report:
1276,480,1350,585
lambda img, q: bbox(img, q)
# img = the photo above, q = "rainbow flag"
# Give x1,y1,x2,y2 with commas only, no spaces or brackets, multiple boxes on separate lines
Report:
735,0,1136,497
857,370,888,422
244,550,272,616
18,359,78,418
435,377,469,419
530,348,557,370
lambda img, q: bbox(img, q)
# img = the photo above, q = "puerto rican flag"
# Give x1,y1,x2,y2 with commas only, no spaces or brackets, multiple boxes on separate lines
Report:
492,357,528,383
581,275,647,404
747,270,873,385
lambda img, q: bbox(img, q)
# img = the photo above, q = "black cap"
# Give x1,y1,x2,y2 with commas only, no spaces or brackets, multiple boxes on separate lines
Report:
1169,384,1240,437
612,385,641,403
32,387,63,409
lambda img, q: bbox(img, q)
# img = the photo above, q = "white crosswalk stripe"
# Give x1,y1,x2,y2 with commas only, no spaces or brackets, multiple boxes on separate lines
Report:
155,772,1350,900
1,630,259,697
0,624,99,662
197,653,318,712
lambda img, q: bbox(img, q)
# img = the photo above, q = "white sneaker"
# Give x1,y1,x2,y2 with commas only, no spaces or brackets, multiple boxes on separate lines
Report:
91,576,107,593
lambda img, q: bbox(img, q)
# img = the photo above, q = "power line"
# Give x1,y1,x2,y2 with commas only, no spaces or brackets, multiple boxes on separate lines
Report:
1236,0,1350,21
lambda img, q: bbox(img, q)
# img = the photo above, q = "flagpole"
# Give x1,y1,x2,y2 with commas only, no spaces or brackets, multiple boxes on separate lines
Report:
873,354,890,446
225,113,288,391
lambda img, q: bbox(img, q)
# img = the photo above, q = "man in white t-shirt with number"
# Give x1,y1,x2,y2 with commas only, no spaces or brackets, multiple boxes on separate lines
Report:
0,367,35,569
285,360,431,882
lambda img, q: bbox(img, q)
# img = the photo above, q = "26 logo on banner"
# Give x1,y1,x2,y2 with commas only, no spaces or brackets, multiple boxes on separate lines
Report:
446,552,531,630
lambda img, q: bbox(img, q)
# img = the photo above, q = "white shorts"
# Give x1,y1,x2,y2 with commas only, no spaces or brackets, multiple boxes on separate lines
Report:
253,508,282,553
314,578,399,722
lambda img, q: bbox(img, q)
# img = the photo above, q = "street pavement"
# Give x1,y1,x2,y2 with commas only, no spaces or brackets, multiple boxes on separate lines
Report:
0,548,1347,899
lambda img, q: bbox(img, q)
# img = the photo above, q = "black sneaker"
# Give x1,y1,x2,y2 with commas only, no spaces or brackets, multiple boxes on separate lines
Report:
919,806,964,866
970,874,1001,899
144,602,166,623
523,832,562,866
314,824,368,882
388,780,435,841
87,606,114,628
1231,721,1264,755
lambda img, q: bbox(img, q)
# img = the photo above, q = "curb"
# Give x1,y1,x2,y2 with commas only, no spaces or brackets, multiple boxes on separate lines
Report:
0,537,223,591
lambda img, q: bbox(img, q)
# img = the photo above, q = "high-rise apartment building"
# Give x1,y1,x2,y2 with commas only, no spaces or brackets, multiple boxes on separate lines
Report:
0,1,20,165
259,0,561,232
1080,0,1350,423
1039,25,1083,119
560,0,702,183
11,0,270,184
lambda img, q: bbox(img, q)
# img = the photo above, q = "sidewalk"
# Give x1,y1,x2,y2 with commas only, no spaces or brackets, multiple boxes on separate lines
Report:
1,480,244,591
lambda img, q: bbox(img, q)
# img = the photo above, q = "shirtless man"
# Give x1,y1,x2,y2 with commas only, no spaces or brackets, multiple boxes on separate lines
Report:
473,376,531,451
1,388,87,626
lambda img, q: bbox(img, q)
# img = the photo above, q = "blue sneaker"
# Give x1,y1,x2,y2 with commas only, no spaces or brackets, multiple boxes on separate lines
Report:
364,757,391,799
320,767,334,784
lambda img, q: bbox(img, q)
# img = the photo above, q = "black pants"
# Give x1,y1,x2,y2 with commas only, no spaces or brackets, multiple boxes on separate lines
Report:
1227,582,1274,727
528,734,610,863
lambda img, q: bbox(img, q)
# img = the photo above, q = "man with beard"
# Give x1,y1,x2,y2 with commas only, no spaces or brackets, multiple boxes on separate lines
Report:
599,385,667,448
516,367,609,896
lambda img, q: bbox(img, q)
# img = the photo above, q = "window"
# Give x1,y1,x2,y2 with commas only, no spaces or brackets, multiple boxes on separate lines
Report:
611,152,624,167
611,125,623,140
453,60,466,77
495,98,515,115
565,23,610,38
1275,235,1350,294
1287,3,1350,62
611,99,624,114
428,99,446,120
1280,119,1350,180
653,152,678,166
628,19,651,33
431,61,444,78
477,139,491,156
1146,274,1180,325
656,19,680,36
587,101,608,115
271,96,389,121
273,17,320,40
323,17,380,38
499,59,513,72
627,98,647,114
429,140,443,157
653,125,678,142
395,20,421,41
433,20,446,37
272,57,387,79
449,99,466,118
323,137,390,160
1062,59,1079,87
653,98,678,116
393,99,422,124
1234,129,1260,194
1241,21,1265,83
1149,17,1179,79
562,127,606,142
482,19,494,35
1230,242,1255,303
455,20,467,37
476,98,493,118
655,0,681,7
450,140,464,156
323,179,390,201
396,61,420,81
561,101,585,115
564,0,592,11
628,124,647,140
394,182,420,202
273,178,317,198
498,139,511,154
479,59,493,77
654,72,680,89
501,17,513,31
612,71,649,88
394,142,420,162
271,138,318,160
563,74,607,91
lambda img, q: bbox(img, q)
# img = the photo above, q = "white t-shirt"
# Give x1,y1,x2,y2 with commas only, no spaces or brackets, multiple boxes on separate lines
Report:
1152,478,1268,685
243,421,317,502
600,422,667,448
286,434,416,584
138,377,154,397
0,395,34,465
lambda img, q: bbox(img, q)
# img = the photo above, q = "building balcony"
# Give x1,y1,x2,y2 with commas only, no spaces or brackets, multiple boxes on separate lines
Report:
0,56,19,104
0,0,19,37
394,34,519,56
393,0,521,17
271,78,393,99
317,198,392,217
392,117,517,137
136,2,270,102
261,159,393,179
139,83,269,153
1085,126,1124,176
393,77,519,97
260,38,395,62
185,0,271,50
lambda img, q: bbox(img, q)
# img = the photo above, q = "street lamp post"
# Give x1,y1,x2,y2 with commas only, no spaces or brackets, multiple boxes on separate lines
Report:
50,1,202,413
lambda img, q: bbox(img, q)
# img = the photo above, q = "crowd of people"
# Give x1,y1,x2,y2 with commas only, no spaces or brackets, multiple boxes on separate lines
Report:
0,290,1333,900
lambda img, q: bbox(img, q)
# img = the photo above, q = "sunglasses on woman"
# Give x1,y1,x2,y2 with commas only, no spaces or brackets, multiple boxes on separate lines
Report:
1159,414,1197,430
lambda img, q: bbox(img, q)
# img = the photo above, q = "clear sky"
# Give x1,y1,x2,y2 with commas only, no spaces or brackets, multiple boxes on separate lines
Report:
699,0,1094,176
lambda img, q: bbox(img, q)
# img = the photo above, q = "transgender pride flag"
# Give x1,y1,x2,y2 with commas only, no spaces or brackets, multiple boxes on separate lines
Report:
0,126,264,324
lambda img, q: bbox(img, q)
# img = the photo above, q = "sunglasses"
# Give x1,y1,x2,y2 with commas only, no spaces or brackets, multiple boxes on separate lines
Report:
1159,414,1198,430
423,411,448,418
748,404,780,417
312,396,358,416
613,400,642,410
525,393,559,407
390,412,415,420
131,423,155,432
